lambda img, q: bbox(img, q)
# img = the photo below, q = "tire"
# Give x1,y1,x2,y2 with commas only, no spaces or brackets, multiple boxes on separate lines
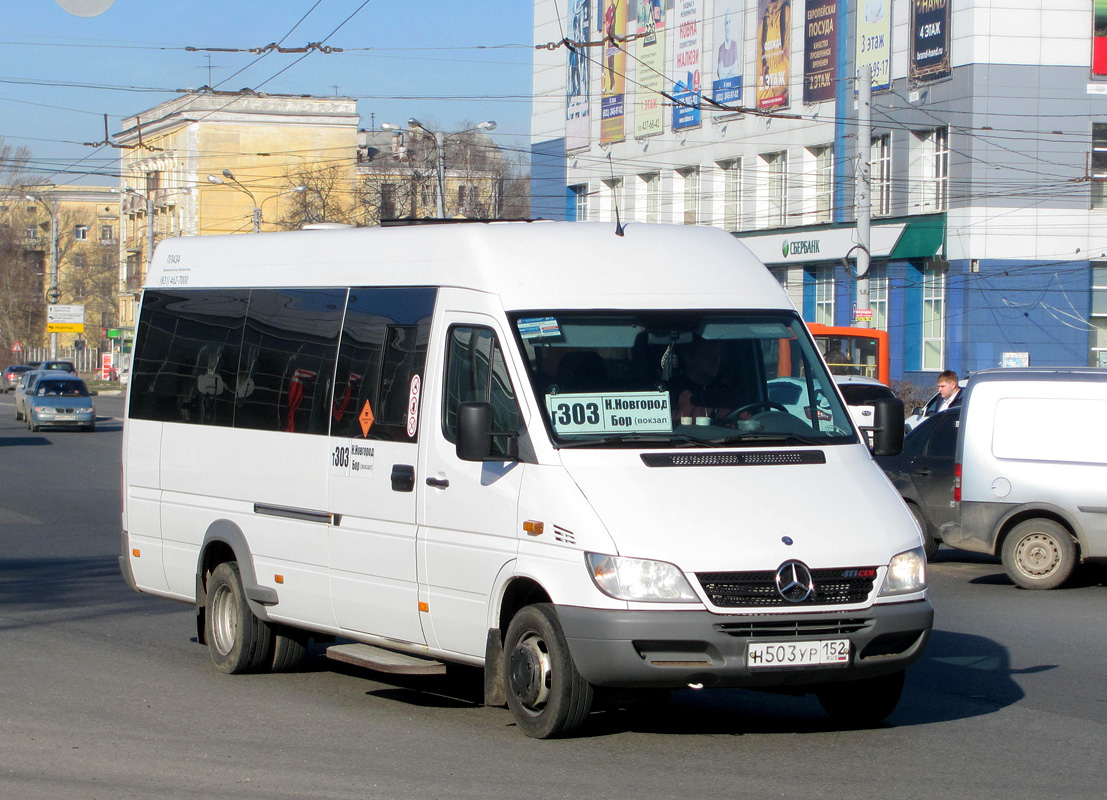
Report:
83,422,95,433
28,418,38,432
1001,519,1078,590
15,407,22,421
503,604,594,739
909,504,940,561
270,627,309,672
817,671,905,727
204,561,274,674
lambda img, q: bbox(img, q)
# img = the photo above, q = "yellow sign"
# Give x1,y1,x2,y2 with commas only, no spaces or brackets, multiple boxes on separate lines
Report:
47,322,85,333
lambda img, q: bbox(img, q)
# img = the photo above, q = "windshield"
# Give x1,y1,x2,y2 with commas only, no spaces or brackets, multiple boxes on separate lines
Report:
36,380,89,397
511,311,856,448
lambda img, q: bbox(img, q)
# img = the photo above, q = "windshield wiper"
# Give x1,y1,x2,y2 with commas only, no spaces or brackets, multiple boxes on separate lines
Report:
715,431,829,447
555,433,716,449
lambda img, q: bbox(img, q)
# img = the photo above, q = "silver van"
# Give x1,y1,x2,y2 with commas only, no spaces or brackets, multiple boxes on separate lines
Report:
940,368,1107,589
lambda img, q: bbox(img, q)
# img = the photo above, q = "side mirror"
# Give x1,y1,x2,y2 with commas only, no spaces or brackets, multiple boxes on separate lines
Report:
456,401,495,462
871,397,905,456
89,390,99,397
910,406,923,416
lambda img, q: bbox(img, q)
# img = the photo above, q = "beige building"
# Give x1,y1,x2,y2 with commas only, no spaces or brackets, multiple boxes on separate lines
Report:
1,184,119,353
114,89,360,327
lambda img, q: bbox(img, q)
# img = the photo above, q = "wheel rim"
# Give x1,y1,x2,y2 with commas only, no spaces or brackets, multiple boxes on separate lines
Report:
209,582,238,656
1014,532,1062,578
508,631,552,715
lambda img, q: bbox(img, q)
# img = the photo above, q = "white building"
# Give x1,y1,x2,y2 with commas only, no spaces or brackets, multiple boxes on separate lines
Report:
531,0,1107,383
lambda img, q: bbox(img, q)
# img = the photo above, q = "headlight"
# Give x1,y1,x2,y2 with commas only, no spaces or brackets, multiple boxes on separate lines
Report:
879,547,927,596
586,553,699,602
32,405,53,414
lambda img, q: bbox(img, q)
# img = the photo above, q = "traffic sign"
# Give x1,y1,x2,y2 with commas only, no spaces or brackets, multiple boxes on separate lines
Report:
46,287,61,304
10,341,22,353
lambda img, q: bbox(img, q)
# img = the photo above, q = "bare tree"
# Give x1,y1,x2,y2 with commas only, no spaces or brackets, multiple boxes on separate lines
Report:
0,139,45,356
277,162,361,230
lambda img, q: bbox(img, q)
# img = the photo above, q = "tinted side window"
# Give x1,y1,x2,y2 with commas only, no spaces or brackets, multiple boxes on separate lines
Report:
130,290,248,425
926,413,959,459
235,289,346,435
332,287,435,442
444,326,519,457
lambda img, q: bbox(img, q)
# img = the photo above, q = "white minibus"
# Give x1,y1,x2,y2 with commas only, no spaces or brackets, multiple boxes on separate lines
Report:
120,221,931,738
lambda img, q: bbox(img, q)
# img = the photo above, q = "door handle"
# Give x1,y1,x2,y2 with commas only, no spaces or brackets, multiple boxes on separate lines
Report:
912,468,931,477
391,464,415,492
426,477,450,489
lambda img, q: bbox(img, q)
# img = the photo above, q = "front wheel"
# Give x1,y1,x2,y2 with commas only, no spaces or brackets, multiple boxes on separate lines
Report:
503,604,593,739
204,561,274,674
816,671,905,727
1002,519,1078,590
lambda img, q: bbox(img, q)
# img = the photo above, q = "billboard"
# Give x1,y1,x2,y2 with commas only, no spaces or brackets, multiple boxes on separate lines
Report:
1097,0,1107,76
910,0,951,82
803,0,837,104
634,0,666,138
600,0,627,144
566,0,590,151
712,4,743,109
756,0,790,110
856,0,891,91
673,0,702,129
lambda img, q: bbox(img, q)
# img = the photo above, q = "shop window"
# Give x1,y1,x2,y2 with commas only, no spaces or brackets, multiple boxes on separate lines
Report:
1092,262,1107,366
815,264,834,325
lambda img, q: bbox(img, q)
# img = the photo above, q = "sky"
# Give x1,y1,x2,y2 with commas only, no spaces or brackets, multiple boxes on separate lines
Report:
0,0,535,187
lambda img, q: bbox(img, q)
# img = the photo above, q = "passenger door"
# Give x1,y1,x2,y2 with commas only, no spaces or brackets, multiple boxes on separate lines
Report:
327,288,436,646
914,411,960,533
418,313,524,658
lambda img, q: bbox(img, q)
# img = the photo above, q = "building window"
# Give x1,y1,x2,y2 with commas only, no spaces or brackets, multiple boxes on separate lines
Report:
1092,262,1107,366
25,226,37,241
100,224,115,243
640,173,660,223
763,151,787,227
571,184,589,221
815,264,834,325
679,167,700,225
869,263,888,330
810,145,833,223
74,225,88,240
1093,125,1107,209
719,159,742,232
380,183,396,219
914,128,948,212
922,264,946,370
871,135,891,217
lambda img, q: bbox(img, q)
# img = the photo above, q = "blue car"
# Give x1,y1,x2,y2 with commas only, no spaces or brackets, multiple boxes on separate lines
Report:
26,374,96,432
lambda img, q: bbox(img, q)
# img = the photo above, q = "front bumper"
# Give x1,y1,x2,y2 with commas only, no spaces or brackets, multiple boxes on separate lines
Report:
557,599,933,689
30,410,95,428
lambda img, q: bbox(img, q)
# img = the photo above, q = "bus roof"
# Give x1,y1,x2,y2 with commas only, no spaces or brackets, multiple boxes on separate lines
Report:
146,221,792,312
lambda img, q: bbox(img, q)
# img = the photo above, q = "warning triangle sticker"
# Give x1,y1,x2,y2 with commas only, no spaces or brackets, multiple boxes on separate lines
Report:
358,400,375,437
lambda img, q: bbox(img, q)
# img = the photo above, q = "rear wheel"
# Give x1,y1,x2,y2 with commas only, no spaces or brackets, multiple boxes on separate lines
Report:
817,671,905,727
204,561,274,674
503,604,593,739
1002,519,1077,590
270,627,309,672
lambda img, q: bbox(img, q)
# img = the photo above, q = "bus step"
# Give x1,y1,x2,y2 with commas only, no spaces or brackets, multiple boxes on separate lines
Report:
325,643,447,675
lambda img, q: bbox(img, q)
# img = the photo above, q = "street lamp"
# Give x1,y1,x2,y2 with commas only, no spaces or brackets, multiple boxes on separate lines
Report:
207,170,260,233
208,172,306,232
382,119,496,219
25,191,60,359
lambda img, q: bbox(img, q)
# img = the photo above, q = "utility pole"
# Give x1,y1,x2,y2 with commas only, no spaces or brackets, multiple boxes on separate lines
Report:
434,130,447,219
855,64,872,329
48,199,59,359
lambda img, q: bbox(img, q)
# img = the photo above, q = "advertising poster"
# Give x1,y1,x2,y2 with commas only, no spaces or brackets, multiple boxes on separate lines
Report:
712,5,743,108
566,0,591,151
856,0,891,91
600,0,627,144
634,0,666,138
910,0,951,82
1096,0,1107,76
803,0,837,104
756,0,790,111
673,0,702,130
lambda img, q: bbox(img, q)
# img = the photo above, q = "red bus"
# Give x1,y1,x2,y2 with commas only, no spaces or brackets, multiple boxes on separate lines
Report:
807,324,890,385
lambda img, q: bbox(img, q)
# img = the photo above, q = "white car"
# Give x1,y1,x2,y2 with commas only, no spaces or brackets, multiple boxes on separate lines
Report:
833,374,897,444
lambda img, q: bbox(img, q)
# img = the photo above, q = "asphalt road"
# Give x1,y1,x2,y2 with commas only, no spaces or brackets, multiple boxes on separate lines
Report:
2,389,1106,799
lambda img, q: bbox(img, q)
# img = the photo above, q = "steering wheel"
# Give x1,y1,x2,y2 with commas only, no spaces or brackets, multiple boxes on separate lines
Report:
721,400,788,425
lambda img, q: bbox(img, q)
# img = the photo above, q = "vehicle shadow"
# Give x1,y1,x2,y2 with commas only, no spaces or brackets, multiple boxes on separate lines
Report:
284,626,1030,738
933,547,1107,589
0,435,52,447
